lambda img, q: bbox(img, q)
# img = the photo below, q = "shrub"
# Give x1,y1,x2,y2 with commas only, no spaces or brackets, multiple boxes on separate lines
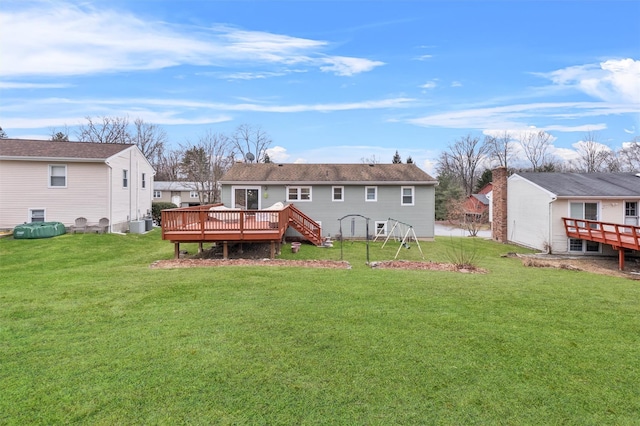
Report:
152,202,177,226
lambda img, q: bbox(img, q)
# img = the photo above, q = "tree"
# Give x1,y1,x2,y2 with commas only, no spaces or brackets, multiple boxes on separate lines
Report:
484,131,516,168
618,137,640,172
406,156,414,164
263,153,271,163
155,149,182,181
76,115,131,144
0,126,7,138
180,131,234,204
360,155,381,164
436,134,489,197
571,131,613,172
230,124,272,163
434,170,463,221
520,130,553,172
392,150,402,164
475,169,492,192
131,118,167,169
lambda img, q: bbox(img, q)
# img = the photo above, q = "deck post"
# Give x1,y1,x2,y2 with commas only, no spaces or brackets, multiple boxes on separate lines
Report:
223,241,228,260
618,247,625,271
198,242,203,253
174,242,180,259
270,241,275,259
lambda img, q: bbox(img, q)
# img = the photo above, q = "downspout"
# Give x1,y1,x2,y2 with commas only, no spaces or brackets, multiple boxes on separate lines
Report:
548,195,557,254
105,159,113,232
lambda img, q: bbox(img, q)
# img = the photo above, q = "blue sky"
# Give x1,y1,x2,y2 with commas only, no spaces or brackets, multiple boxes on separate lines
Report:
1,0,639,174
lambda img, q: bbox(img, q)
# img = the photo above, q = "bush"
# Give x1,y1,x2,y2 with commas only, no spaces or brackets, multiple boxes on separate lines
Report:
152,202,177,226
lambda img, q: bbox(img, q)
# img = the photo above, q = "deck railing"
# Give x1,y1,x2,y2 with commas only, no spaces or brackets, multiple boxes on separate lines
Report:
562,217,640,251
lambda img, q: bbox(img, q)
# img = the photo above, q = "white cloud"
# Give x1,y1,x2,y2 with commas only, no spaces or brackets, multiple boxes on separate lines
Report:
0,1,383,77
420,81,437,90
539,58,640,104
0,82,73,89
265,146,290,162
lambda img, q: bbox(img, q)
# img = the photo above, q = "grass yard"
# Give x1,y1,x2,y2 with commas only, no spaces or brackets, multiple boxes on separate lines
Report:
1,230,639,425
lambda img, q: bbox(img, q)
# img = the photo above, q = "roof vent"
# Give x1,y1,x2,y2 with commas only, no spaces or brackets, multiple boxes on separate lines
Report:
369,163,375,167
278,164,283,167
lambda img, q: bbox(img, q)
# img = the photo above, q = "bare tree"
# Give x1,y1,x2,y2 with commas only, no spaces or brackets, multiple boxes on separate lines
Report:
484,131,516,168
230,124,272,163
436,134,489,197
76,116,131,144
131,118,167,168
155,149,183,181
520,130,553,172
180,131,234,204
571,131,613,172
360,155,381,164
618,137,640,172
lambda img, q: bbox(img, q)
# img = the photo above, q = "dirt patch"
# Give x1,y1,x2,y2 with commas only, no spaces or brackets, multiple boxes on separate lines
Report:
370,260,486,273
509,253,640,280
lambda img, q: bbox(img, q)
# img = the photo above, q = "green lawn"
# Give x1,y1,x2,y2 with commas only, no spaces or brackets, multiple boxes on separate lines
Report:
1,230,639,425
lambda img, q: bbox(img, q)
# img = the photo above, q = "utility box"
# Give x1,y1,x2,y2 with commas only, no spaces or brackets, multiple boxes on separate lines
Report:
129,220,145,234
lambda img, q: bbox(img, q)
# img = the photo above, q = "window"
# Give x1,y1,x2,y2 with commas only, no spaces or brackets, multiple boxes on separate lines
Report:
123,170,129,188
401,186,414,206
626,202,638,217
332,186,344,202
29,209,45,223
49,165,66,187
375,221,387,237
365,186,377,202
153,191,162,198
287,186,311,202
568,201,600,253
141,173,146,189
190,191,199,199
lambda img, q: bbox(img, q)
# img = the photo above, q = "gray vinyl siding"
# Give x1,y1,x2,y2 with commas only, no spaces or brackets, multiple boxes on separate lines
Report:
222,183,435,239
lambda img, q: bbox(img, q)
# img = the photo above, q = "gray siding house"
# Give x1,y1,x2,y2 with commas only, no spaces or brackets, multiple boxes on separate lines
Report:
220,163,438,239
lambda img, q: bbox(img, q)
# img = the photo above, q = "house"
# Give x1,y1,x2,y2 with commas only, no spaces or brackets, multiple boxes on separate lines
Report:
0,139,154,233
153,181,209,207
219,162,438,239
462,183,492,221
491,167,640,256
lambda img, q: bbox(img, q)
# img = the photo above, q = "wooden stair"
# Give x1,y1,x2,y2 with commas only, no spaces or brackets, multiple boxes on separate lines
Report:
287,204,323,246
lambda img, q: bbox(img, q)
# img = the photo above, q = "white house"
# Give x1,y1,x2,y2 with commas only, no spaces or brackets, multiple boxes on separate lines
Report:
0,139,155,233
492,168,640,256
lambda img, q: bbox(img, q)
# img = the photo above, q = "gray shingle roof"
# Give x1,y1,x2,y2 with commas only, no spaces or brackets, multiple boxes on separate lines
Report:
472,193,489,205
0,139,134,160
221,163,437,184
516,172,640,197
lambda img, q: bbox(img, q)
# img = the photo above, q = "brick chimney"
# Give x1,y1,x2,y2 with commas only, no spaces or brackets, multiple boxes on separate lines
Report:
492,167,508,243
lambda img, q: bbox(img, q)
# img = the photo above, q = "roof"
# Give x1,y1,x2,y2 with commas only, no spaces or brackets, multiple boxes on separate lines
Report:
221,163,437,185
515,172,640,197
154,181,202,191
472,193,489,205
0,138,134,161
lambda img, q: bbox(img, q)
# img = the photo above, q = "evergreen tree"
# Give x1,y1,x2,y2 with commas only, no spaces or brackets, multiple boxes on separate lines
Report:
392,150,402,164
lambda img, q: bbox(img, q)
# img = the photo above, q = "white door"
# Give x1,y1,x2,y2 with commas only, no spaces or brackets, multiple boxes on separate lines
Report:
624,201,638,226
171,195,181,206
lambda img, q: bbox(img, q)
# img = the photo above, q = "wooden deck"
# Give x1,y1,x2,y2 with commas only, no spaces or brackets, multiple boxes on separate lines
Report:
562,217,640,270
161,203,322,259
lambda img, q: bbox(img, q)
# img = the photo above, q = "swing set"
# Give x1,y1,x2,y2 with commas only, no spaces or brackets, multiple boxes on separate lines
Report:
337,214,370,264
374,218,425,260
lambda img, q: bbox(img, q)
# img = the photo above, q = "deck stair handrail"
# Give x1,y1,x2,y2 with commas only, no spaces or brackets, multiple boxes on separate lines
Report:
562,217,640,251
287,204,323,246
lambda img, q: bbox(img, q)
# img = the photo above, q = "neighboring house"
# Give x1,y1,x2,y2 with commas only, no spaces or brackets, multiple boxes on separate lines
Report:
492,168,640,255
153,181,210,207
219,162,438,239
0,139,154,233
462,183,492,221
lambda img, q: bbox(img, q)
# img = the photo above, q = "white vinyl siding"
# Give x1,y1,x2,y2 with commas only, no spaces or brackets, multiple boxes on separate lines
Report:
49,165,66,188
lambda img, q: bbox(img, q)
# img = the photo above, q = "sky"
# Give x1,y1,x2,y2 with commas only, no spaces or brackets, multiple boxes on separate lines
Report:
1,0,639,175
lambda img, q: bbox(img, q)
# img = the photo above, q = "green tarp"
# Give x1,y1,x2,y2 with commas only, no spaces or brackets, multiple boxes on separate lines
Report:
13,222,67,239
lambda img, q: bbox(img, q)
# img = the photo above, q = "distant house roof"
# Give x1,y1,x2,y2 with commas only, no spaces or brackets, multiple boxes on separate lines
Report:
221,163,438,185
154,181,202,191
515,172,640,197
472,193,489,205
0,139,135,161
